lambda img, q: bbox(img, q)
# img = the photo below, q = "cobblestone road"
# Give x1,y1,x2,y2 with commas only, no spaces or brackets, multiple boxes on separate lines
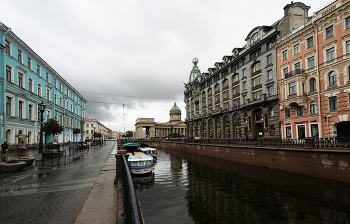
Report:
0,142,115,224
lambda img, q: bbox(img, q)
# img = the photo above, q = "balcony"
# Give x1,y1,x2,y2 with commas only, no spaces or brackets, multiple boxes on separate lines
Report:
284,69,306,79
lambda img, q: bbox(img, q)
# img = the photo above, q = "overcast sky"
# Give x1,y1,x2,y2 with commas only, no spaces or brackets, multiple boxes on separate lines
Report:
1,0,331,132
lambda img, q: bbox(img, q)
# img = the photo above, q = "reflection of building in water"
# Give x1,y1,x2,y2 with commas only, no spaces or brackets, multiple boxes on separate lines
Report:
135,103,186,138
170,153,184,185
132,173,155,190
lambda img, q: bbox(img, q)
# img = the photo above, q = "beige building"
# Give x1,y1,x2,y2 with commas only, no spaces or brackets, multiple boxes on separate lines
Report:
135,103,186,139
85,116,112,140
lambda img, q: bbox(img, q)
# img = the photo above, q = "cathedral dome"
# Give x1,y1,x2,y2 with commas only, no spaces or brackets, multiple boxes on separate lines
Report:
170,102,181,114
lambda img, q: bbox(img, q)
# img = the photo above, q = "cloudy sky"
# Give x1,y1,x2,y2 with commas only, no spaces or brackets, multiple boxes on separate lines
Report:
1,0,331,132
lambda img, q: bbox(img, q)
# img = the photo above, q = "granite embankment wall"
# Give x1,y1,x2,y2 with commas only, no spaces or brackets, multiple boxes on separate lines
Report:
160,141,350,184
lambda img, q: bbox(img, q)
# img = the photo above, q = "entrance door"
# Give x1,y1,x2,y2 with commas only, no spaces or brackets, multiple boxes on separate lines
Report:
256,123,264,139
297,125,306,139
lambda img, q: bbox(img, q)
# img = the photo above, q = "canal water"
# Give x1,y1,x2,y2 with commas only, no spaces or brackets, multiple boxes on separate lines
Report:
135,148,350,224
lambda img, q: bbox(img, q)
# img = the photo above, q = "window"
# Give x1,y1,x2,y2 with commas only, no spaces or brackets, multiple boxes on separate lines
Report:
5,39,10,55
38,84,42,96
289,81,296,95
250,33,259,44
28,78,33,92
242,81,247,90
253,62,261,72
28,57,31,69
232,98,240,107
37,65,41,76
329,96,338,111
297,106,303,116
19,101,23,118
60,83,62,92
326,26,333,39
253,90,261,100
282,50,287,60
285,108,290,118
311,124,319,137
242,68,247,77
294,62,301,71
347,17,350,30
252,75,261,86
286,126,292,138
307,36,314,48
283,68,289,78
268,86,273,96
346,40,350,54
294,44,300,55
6,65,12,82
267,70,273,80
267,54,272,65
29,104,33,120
307,56,315,69
46,73,49,82
18,49,22,63
310,78,316,92
47,89,50,101
18,73,23,88
232,85,239,94
329,71,337,86
6,97,12,116
232,74,239,82
326,47,335,61
310,101,317,114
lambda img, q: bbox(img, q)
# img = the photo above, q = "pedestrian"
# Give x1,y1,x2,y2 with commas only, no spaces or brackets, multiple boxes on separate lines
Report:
1,141,8,156
19,141,26,156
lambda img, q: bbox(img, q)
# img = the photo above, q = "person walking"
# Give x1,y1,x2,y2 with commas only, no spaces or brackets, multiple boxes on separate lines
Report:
19,141,26,156
1,141,8,159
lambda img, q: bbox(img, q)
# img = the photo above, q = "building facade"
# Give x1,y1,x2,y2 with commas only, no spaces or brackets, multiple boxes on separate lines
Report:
85,116,112,141
135,102,186,139
277,0,350,138
184,2,311,140
0,23,87,149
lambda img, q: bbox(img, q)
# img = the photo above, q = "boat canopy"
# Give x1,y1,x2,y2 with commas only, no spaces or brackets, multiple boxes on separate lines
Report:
124,143,140,147
128,155,154,161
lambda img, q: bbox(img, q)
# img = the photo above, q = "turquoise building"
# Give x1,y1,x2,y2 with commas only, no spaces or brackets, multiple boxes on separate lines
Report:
0,22,87,149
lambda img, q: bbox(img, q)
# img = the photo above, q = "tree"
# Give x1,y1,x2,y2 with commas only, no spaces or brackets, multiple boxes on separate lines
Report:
93,132,102,140
125,130,134,137
42,118,64,142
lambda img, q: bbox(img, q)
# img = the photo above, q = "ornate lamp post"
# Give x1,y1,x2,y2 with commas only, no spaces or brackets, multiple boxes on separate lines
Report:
38,101,46,156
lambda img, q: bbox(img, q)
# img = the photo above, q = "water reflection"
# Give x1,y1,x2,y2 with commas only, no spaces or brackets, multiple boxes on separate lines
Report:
137,148,350,224
133,173,155,191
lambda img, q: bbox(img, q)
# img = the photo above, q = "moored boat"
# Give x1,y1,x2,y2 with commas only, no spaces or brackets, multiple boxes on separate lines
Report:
139,143,157,161
124,143,155,176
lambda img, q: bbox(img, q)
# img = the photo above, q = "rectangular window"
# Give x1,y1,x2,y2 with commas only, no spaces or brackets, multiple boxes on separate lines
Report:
311,124,319,137
307,56,315,69
268,86,273,96
242,81,247,90
232,86,239,94
289,82,296,95
37,65,41,76
253,76,261,86
294,62,301,71
326,26,334,39
307,36,314,48
283,68,289,78
19,101,23,119
326,47,335,61
28,78,33,92
267,54,272,65
6,97,12,116
297,106,303,116
282,50,287,60
286,126,292,138
267,70,273,80
347,17,350,30
60,83,62,92
18,73,23,88
5,39,10,55
47,89,50,101
346,40,350,54
253,90,261,100
6,65,12,82
38,84,41,96
329,96,338,111
242,68,247,77
294,44,300,55
28,57,31,69
18,49,22,63
310,101,317,114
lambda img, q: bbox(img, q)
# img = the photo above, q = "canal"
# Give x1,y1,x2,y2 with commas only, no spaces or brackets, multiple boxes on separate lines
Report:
134,147,350,224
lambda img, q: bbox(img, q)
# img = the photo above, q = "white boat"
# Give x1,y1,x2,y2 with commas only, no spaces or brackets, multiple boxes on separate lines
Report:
139,143,157,160
124,143,155,176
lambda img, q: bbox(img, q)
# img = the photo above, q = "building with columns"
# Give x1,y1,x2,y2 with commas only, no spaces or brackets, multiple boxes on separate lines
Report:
277,0,350,138
184,2,311,139
135,102,186,139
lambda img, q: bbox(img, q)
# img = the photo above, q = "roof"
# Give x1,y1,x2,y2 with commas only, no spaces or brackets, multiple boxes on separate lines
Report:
123,143,140,147
170,102,181,113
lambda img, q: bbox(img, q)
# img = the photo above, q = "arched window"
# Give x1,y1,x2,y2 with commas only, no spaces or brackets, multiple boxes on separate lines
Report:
309,78,316,92
224,115,230,138
253,62,261,72
216,118,221,138
233,113,241,138
209,118,214,138
232,74,239,83
329,71,337,86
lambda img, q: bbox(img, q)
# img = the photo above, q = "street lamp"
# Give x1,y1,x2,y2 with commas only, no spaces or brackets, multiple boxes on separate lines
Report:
80,120,85,145
38,101,46,156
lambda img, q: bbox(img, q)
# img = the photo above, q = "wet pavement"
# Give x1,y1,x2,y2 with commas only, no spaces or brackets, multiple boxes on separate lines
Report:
0,141,118,224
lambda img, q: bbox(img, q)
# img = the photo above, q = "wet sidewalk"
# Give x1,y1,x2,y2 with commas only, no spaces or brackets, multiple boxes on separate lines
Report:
0,141,118,224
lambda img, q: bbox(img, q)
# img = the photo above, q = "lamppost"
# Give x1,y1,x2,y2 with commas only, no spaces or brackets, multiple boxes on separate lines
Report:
80,120,85,146
38,101,46,163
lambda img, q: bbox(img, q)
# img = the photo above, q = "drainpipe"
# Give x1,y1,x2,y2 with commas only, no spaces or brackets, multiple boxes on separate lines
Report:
312,13,323,138
1,26,11,143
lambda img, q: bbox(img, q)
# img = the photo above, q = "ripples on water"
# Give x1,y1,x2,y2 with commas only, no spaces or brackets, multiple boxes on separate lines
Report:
135,148,350,224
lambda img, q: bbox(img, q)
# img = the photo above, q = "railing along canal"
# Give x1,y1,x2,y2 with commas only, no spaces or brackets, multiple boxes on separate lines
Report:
120,154,144,224
162,137,350,149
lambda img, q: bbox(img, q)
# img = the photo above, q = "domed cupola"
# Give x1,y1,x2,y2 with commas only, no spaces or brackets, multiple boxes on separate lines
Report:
188,57,201,83
169,102,182,121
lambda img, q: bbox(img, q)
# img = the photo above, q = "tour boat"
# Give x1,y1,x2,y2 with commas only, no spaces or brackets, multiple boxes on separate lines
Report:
139,143,157,161
124,143,155,176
